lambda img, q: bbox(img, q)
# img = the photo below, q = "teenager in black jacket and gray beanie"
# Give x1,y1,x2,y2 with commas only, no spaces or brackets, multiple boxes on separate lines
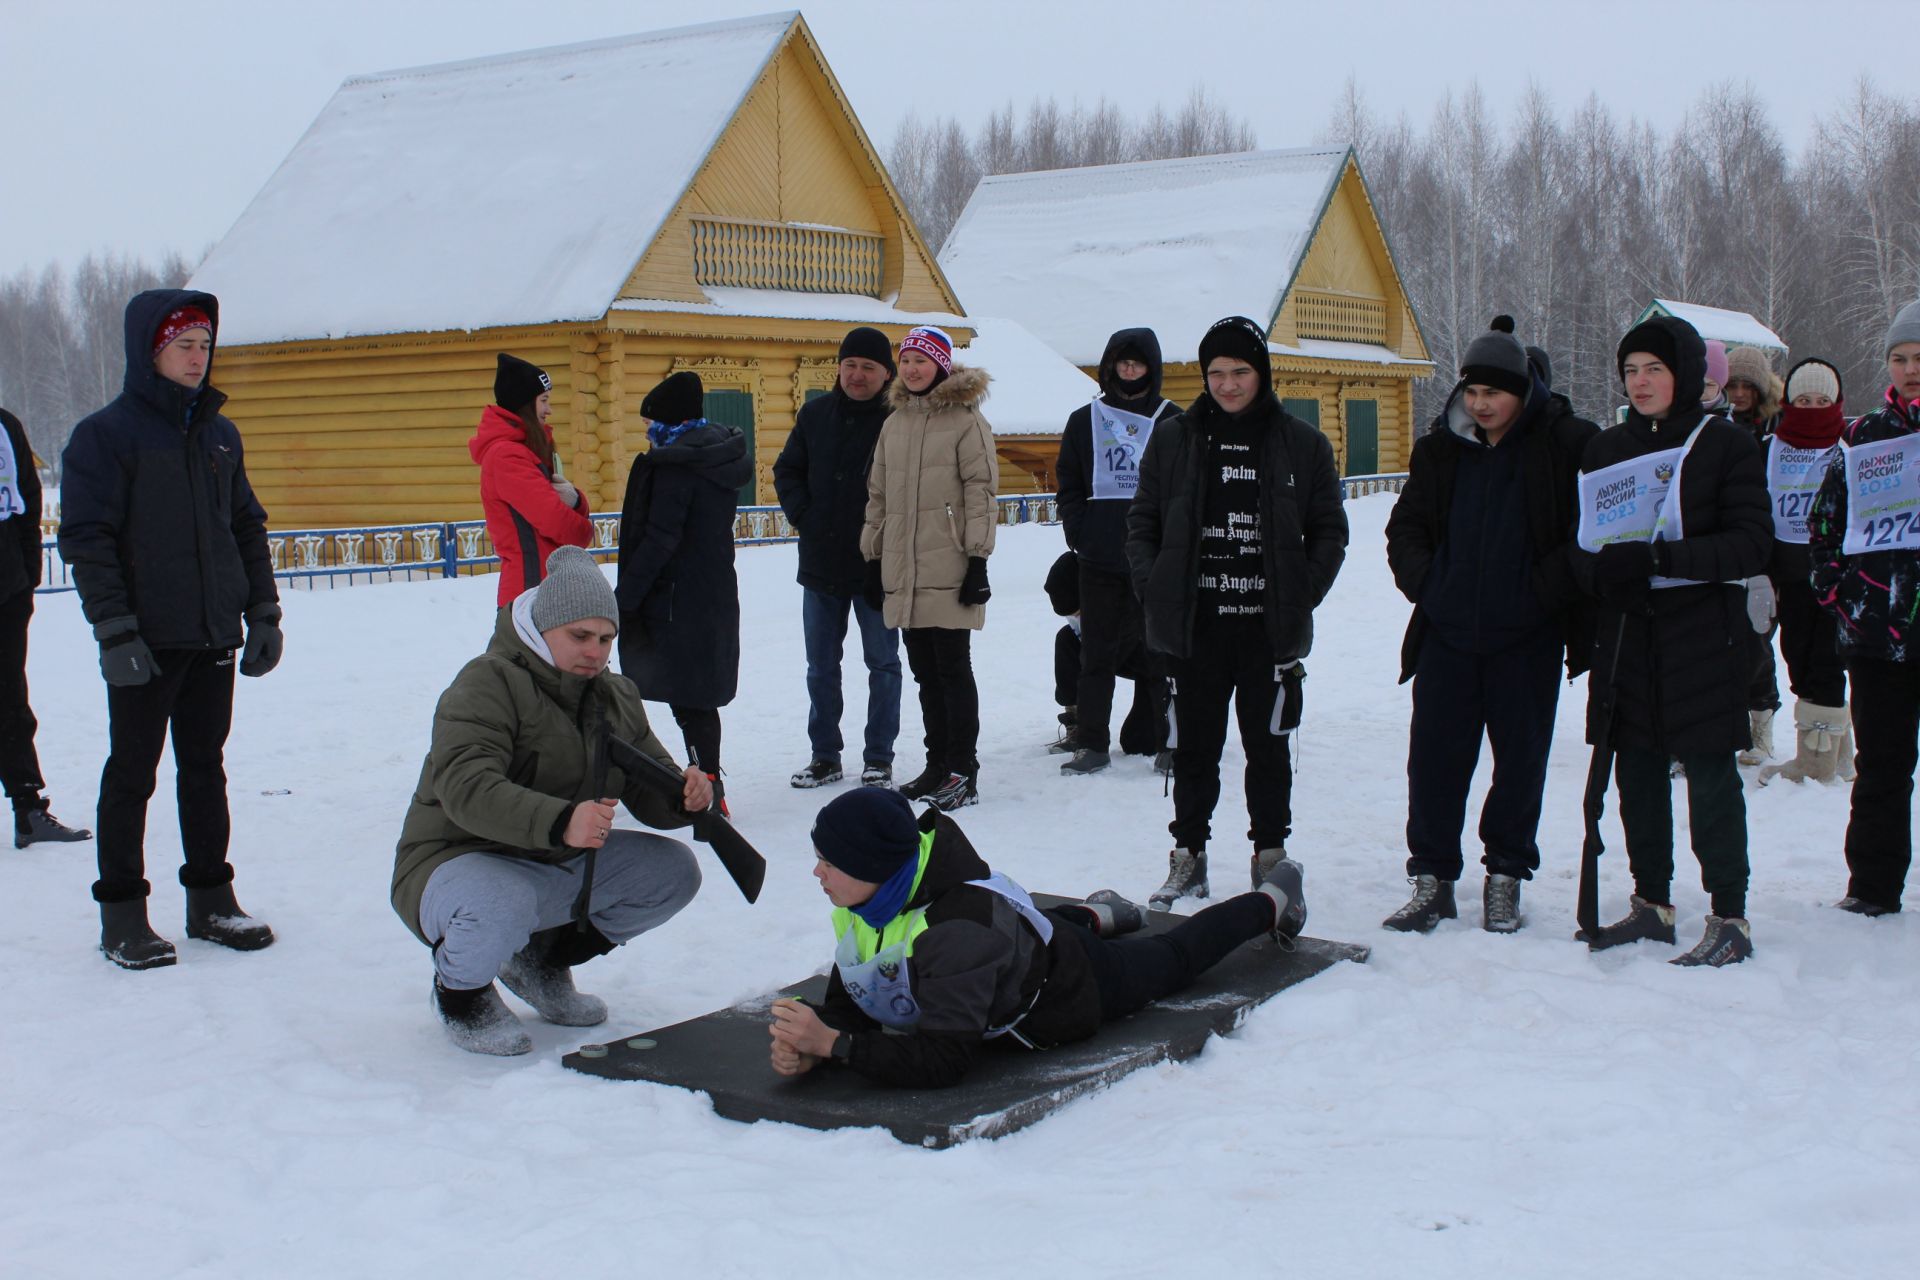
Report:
1383,318,1598,934
1805,299,1920,916
59,289,283,969
1125,316,1347,908
1570,314,1772,966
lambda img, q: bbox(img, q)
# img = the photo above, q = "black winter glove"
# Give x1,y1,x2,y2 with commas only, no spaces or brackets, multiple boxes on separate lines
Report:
862,560,886,612
1594,541,1659,608
959,556,992,607
95,617,158,688
240,605,284,678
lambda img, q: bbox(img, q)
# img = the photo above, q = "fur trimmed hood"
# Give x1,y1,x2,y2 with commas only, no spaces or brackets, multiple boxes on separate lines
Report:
886,363,991,413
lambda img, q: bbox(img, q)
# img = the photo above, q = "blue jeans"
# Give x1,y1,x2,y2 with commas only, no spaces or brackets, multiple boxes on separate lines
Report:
802,588,901,765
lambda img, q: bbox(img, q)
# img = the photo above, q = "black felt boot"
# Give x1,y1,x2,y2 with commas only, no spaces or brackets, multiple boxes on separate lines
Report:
100,899,177,970
185,883,276,951
497,924,614,1026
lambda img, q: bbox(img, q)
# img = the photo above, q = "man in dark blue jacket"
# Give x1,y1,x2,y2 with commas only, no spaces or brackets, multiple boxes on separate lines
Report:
1383,318,1598,935
773,327,902,790
0,406,90,848
59,289,283,970
1055,328,1180,775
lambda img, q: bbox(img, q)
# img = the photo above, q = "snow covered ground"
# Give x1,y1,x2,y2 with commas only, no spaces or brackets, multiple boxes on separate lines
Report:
4,495,1914,1277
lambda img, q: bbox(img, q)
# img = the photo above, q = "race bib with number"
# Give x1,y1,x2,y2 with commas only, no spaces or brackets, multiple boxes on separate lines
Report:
1840,433,1920,555
1089,398,1166,500
1577,446,1685,551
1766,438,1838,545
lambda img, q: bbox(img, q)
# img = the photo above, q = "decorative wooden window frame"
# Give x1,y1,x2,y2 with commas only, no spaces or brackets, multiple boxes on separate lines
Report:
1294,290,1389,346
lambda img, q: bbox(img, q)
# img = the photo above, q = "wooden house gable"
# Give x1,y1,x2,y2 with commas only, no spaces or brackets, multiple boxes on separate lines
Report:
618,16,960,316
1271,159,1430,364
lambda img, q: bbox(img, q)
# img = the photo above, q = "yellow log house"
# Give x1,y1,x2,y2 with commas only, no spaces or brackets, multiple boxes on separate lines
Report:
938,146,1433,476
188,12,994,528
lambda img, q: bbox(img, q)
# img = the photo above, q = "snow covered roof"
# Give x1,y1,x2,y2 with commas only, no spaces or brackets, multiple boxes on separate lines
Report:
610,289,969,329
955,318,1098,437
937,147,1351,367
192,14,799,346
1642,299,1788,353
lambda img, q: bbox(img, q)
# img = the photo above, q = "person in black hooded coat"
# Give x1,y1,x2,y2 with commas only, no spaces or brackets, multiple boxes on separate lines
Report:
1054,328,1180,773
58,288,282,969
1383,319,1598,934
616,372,753,787
1569,314,1772,966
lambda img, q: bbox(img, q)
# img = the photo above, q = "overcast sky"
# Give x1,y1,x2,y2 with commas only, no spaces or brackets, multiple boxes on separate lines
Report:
1,0,1895,277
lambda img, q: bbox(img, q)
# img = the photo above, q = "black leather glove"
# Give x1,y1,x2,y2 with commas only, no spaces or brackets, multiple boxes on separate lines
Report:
240,604,284,677
1594,541,1659,608
959,556,992,606
862,560,885,612
95,617,158,687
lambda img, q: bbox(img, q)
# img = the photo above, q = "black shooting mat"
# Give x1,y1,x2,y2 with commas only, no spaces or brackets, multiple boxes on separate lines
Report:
561,894,1369,1148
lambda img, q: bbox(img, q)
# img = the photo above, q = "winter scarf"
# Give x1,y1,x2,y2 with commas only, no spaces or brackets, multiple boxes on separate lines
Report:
647,417,708,449
1775,402,1847,449
852,844,928,931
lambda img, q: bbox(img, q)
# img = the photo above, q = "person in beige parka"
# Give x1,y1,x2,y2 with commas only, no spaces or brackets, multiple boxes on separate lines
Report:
860,326,998,811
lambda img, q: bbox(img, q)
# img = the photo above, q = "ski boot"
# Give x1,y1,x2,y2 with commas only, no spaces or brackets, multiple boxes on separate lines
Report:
1382,875,1457,934
926,771,979,811
1670,915,1752,968
1148,848,1208,910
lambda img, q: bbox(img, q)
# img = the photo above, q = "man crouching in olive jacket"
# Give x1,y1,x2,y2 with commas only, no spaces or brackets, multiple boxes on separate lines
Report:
393,546,707,1056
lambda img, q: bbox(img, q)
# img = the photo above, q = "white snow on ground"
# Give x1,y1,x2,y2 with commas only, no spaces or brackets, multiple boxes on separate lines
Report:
4,495,1914,1276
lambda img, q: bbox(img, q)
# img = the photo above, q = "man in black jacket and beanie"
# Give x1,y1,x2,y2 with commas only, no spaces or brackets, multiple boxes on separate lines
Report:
773,327,902,790
1383,318,1598,934
1055,328,1180,775
0,407,90,849
1126,316,1348,907
59,289,283,970
1569,314,1772,966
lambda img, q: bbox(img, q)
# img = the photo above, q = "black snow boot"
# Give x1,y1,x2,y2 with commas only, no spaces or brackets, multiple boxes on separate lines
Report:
1060,748,1110,775
1148,848,1209,910
185,884,276,951
1382,875,1457,933
1577,895,1678,951
1670,915,1753,968
897,762,949,801
100,899,177,970
497,925,613,1026
1836,895,1900,917
14,802,92,849
432,979,532,1056
1483,874,1522,934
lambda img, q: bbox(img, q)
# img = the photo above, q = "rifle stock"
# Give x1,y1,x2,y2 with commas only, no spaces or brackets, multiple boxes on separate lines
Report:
607,735,766,903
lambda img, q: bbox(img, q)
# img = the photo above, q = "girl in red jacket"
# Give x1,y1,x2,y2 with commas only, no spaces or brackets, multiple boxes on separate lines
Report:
469,353,593,605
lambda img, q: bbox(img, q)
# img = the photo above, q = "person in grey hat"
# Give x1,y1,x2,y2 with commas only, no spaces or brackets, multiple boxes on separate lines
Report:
1383,316,1599,934
392,545,710,1056
1805,299,1920,917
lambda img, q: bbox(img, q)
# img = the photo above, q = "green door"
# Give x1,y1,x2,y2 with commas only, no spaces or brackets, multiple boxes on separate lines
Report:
1344,399,1379,476
703,388,757,505
1282,396,1320,428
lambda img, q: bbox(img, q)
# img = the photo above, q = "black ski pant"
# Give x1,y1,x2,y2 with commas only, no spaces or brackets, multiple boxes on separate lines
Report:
1612,746,1748,919
1775,575,1847,707
1404,628,1562,882
1074,563,1167,753
0,588,47,813
1168,614,1291,852
903,627,979,775
1841,656,1919,910
669,705,722,776
94,647,237,904
1052,891,1276,1022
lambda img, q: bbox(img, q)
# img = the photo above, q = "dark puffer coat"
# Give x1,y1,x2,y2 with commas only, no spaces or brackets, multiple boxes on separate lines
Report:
1570,321,1773,755
57,289,277,650
1387,380,1599,682
816,808,1100,1088
1057,328,1181,575
772,383,892,597
1125,390,1347,662
1807,389,1920,663
615,424,753,709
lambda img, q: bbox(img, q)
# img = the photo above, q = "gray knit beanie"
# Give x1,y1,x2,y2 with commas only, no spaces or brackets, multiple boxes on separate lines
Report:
1886,298,1920,356
530,545,616,633
1458,315,1530,398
